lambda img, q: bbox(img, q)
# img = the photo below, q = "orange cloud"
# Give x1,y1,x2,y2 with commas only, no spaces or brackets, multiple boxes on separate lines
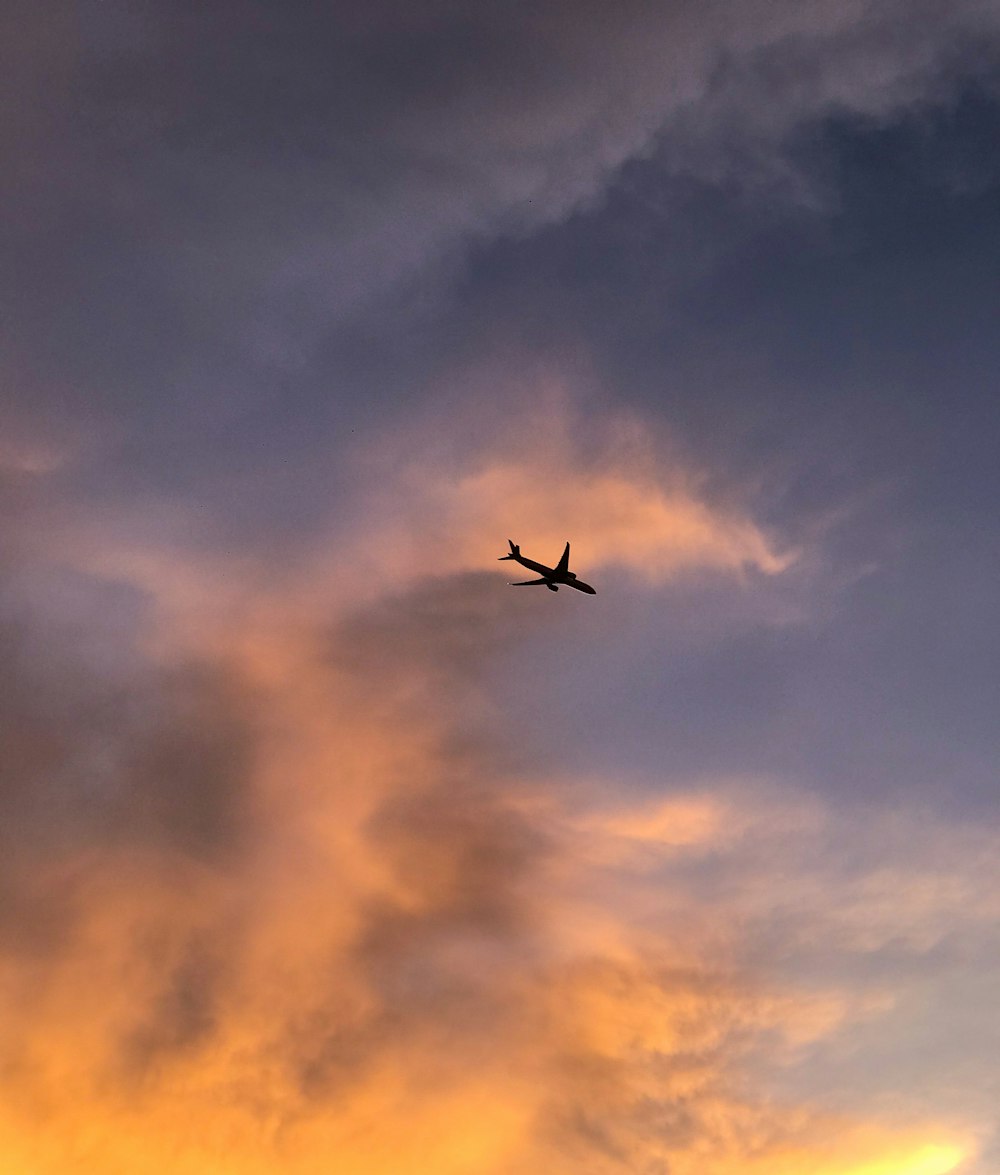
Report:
0,390,981,1174
331,381,793,594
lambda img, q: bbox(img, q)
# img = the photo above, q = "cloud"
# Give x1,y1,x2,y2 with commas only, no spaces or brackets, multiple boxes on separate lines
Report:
337,378,792,593
5,0,999,378
3,4,999,1171
0,443,986,1172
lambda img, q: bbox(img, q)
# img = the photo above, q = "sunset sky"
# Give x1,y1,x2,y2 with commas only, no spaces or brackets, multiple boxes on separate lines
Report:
3,3,1000,1172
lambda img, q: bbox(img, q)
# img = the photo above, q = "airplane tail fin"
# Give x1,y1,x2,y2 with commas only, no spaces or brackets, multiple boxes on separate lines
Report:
498,539,520,561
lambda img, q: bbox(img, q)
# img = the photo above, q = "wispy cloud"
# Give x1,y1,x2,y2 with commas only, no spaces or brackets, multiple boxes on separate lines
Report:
337,379,793,593
6,0,998,371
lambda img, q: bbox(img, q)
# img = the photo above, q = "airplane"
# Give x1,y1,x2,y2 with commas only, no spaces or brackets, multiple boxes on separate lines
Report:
498,540,596,594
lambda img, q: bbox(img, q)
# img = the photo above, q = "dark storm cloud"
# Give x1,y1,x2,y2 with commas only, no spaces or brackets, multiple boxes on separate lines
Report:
332,573,553,1006
0,550,553,1089
303,785,547,1098
0,560,259,969
119,929,229,1078
331,570,552,714
0,620,256,863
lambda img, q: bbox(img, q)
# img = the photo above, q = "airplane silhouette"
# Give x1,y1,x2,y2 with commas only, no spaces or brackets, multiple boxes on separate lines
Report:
498,540,596,594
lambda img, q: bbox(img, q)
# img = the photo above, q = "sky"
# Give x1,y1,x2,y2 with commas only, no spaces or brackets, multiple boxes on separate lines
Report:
3,2,1000,1172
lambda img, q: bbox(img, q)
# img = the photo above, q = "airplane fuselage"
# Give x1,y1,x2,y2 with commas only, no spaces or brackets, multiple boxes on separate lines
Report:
512,554,560,578
503,549,597,594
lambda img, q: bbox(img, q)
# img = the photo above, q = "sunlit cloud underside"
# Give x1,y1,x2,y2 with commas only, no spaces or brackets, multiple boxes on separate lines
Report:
0,394,981,1173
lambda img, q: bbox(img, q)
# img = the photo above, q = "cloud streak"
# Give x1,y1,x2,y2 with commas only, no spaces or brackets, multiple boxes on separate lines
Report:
340,381,792,594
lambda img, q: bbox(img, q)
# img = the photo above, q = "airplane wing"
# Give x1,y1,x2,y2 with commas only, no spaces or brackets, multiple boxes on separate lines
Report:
554,542,570,575
510,577,549,586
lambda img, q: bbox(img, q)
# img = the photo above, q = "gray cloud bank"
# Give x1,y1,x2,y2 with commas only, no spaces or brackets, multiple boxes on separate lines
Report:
5,0,1000,364
4,0,999,544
